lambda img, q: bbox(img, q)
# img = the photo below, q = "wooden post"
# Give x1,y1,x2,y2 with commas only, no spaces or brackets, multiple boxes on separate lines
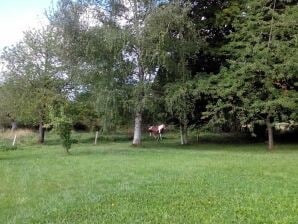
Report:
94,131,99,145
12,134,17,146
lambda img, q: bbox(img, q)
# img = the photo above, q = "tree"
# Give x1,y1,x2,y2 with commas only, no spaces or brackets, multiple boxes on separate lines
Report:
68,91,100,131
165,82,197,144
50,104,73,153
114,0,162,145
50,0,165,145
206,0,298,150
0,25,68,143
84,24,133,133
144,2,203,144
0,82,21,130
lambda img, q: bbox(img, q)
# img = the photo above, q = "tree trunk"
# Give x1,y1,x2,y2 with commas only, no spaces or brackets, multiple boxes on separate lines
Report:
132,111,142,146
266,116,274,151
38,122,45,144
11,121,17,132
180,122,188,145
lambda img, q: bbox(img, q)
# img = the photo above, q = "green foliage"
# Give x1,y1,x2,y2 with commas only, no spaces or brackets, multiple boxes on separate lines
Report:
56,119,72,152
144,2,201,79
165,81,197,122
0,26,68,127
1,0,296,148
144,2,205,143
50,106,73,153
206,0,298,132
67,93,100,131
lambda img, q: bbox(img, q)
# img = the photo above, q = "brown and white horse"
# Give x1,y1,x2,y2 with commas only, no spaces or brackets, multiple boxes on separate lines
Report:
148,124,166,141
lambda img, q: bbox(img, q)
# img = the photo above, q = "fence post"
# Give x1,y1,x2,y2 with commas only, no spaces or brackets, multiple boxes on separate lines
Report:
94,131,99,145
12,134,17,146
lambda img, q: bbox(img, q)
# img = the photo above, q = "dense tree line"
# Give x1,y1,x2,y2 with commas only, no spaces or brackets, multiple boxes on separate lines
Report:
0,0,297,149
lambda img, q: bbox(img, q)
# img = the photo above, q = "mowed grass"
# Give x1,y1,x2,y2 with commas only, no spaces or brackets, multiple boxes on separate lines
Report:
0,137,298,223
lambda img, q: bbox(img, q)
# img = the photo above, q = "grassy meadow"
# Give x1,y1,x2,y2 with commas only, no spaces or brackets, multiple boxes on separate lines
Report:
0,130,298,223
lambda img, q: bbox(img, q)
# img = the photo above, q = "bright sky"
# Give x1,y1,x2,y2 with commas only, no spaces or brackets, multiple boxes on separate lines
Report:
0,0,56,51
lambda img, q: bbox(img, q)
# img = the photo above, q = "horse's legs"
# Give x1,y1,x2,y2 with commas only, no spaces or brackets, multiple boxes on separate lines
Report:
156,133,162,141
153,133,157,140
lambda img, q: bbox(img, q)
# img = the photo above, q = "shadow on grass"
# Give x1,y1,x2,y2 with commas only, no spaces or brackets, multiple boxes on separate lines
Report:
2,131,297,161
44,135,134,146
132,136,298,152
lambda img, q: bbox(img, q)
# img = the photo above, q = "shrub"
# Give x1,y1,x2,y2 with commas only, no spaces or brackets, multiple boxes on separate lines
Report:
50,105,73,154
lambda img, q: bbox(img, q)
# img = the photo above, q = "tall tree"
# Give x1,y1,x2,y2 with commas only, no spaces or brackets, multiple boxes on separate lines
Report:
50,0,163,145
84,24,133,133
1,25,68,143
144,2,204,144
205,0,298,150
115,0,161,145
0,82,20,130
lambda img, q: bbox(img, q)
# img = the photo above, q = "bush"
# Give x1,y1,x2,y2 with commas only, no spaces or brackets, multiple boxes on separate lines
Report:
50,105,73,153
54,119,72,153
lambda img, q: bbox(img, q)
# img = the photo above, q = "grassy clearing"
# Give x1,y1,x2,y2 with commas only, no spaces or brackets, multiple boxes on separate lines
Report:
0,134,298,223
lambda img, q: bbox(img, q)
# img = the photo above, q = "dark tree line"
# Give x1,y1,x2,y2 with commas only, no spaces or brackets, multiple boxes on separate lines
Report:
0,0,297,149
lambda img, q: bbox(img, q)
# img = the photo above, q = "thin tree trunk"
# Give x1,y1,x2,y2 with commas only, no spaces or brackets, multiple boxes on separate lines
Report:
132,111,142,146
265,0,276,151
38,122,45,144
11,121,17,132
266,116,274,151
180,122,188,145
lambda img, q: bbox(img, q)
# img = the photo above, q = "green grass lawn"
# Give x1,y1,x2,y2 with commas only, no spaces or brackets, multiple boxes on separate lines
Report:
0,137,298,223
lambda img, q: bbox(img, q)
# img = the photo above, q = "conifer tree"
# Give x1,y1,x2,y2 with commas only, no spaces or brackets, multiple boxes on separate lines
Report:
207,0,298,150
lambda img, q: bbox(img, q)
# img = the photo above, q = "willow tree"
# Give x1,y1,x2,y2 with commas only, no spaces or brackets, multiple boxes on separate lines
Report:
84,24,133,133
144,2,203,144
50,0,163,145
